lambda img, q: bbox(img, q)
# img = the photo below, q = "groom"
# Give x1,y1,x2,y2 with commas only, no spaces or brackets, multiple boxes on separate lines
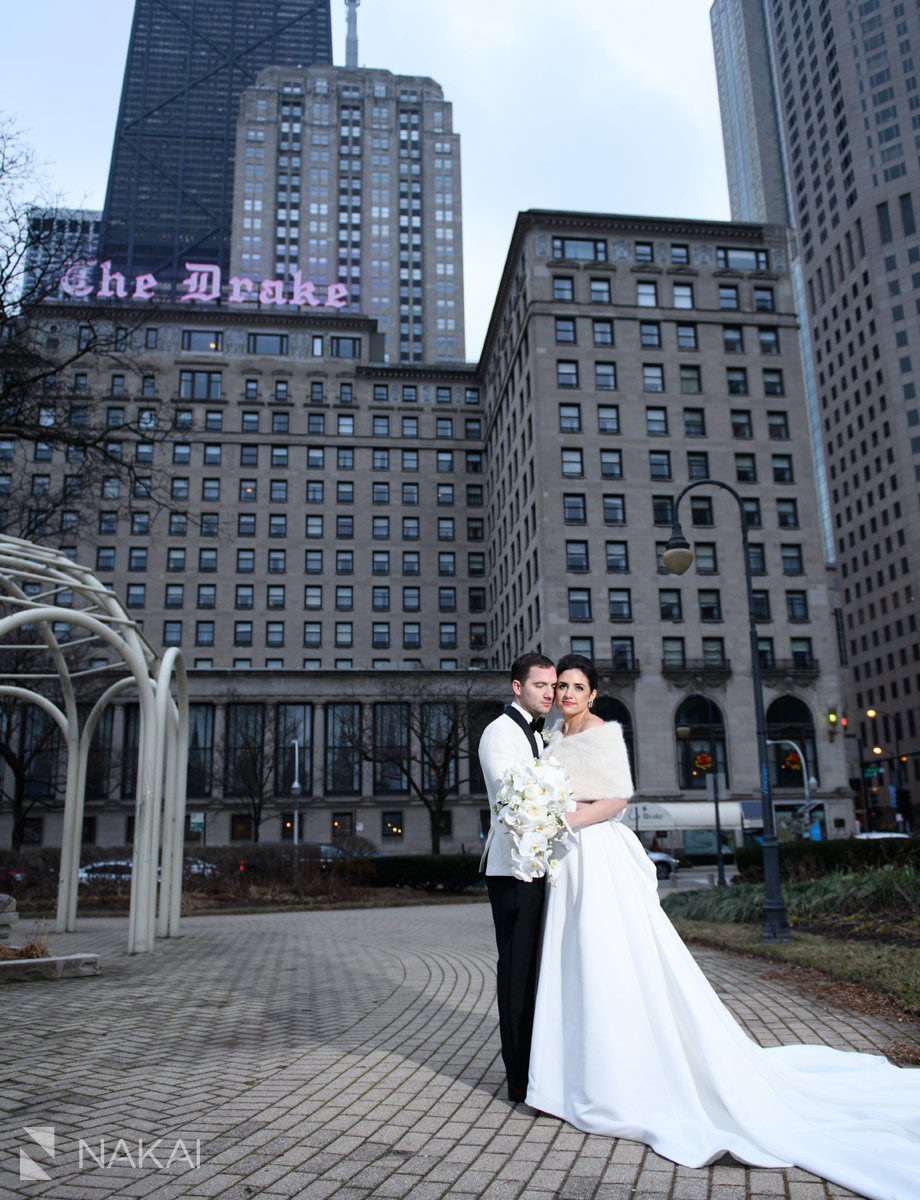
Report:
478,651,557,1102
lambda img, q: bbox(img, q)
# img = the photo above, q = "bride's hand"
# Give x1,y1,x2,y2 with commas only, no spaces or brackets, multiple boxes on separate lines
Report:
568,796,629,830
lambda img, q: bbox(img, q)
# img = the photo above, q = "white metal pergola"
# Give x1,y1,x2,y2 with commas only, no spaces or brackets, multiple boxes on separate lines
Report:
0,534,189,953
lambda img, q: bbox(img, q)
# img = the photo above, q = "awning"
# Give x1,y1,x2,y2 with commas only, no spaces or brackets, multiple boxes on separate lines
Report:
625,800,745,832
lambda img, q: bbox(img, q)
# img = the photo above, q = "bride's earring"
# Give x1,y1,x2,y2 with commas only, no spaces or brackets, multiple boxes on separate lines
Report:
588,699,594,709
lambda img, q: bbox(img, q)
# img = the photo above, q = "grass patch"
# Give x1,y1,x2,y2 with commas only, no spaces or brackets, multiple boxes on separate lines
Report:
671,917,920,1019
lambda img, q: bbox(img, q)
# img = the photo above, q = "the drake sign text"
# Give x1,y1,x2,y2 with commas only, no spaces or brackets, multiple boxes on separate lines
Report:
60,261,349,309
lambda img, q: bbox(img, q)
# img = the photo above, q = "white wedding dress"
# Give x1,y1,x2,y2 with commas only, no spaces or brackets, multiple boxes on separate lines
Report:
527,723,920,1200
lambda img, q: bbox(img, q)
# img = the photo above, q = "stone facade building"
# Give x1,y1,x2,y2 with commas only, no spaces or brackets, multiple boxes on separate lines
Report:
230,65,465,363
1,210,854,855
711,0,920,826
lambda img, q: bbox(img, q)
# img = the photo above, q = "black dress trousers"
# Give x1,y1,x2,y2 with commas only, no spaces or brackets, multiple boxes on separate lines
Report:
486,873,547,1094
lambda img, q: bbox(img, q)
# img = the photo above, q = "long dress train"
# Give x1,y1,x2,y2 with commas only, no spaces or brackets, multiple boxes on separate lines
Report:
527,723,920,1200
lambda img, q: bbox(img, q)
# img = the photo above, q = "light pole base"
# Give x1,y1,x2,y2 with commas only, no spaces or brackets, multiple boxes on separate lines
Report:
761,903,791,943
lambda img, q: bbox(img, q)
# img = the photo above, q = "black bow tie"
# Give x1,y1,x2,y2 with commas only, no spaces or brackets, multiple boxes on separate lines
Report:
531,716,545,733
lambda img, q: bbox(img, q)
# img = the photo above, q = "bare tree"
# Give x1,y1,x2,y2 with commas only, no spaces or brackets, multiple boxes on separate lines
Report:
213,698,306,843
0,115,174,540
343,677,501,855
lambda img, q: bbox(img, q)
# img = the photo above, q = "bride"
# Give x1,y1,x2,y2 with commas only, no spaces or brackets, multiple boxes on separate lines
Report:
527,653,920,1200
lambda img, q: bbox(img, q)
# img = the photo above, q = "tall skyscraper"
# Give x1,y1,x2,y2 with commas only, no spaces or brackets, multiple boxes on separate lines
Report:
24,208,100,299
230,64,465,362
100,0,333,282
712,0,920,826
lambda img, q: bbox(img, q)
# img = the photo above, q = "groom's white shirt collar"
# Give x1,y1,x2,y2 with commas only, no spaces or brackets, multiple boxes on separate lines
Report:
510,700,533,724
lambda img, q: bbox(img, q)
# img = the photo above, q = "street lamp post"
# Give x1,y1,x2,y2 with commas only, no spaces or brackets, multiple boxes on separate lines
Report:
291,739,302,848
663,478,790,942
766,738,818,833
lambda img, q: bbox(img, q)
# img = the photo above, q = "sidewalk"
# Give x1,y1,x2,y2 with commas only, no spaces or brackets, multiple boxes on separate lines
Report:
2,904,914,1200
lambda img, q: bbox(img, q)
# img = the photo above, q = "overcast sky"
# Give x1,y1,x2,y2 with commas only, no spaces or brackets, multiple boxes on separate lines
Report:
0,0,729,359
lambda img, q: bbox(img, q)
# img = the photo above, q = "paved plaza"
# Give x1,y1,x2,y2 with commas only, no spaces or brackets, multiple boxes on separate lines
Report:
2,903,916,1200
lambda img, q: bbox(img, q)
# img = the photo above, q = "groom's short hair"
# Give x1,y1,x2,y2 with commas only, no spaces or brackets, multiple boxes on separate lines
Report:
511,651,555,685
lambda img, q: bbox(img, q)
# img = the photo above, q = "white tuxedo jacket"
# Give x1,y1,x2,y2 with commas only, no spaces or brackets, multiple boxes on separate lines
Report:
478,702,542,876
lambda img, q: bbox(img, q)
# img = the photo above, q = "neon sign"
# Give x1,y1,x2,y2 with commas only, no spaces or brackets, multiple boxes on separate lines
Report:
59,261,349,309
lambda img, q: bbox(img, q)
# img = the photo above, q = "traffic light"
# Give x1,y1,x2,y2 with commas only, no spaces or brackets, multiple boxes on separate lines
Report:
827,708,839,739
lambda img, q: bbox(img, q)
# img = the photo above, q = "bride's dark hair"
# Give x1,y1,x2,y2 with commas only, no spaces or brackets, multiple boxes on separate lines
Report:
555,653,598,692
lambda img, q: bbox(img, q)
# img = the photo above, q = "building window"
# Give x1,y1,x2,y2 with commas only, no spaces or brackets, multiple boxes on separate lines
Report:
600,539,627,574
731,410,753,439
763,369,785,396
566,541,589,572
603,495,625,525
781,545,804,575
589,277,611,304
247,333,288,355
687,452,709,480
600,449,623,479
561,448,584,477
735,453,757,483
179,370,221,400
637,281,658,307
676,323,697,350
643,365,664,393
568,588,592,621
608,589,632,621
772,454,794,483
382,811,404,840
777,499,799,529
552,236,606,261
786,591,809,622
553,276,575,302
659,590,682,621
649,450,671,480
672,283,694,309
559,403,581,432
555,317,577,344
718,285,739,310
557,360,579,389
563,494,586,524
699,589,722,622
594,362,617,391
593,319,614,346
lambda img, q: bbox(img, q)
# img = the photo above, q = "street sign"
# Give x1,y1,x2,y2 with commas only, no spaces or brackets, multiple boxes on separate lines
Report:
863,766,883,779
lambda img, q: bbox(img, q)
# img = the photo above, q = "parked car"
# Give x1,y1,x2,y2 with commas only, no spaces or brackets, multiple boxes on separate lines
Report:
184,857,219,878
78,858,218,886
647,850,680,880
78,860,137,887
854,831,910,839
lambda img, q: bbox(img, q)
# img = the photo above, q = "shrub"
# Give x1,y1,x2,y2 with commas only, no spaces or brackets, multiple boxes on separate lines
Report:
662,865,920,924
735,837,919,883
363,854,482,891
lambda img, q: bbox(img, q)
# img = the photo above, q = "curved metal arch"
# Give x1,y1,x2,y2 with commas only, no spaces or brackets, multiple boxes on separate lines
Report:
0,536,187,953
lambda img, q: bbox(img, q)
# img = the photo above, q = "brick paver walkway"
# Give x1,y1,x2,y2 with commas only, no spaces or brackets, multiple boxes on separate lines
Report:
2,905,916,1200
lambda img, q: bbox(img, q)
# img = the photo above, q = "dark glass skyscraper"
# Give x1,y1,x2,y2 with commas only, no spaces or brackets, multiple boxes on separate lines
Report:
100,0,332,281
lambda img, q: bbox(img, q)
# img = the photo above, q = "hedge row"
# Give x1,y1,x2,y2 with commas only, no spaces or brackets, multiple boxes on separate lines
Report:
0,845,485,898
662,864,920,924
734,836,918,882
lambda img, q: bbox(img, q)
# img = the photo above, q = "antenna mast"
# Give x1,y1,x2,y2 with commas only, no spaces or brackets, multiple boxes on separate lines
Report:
345,0,360,68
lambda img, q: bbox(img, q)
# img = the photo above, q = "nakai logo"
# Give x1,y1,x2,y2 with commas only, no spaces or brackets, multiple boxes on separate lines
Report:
59,260,349,310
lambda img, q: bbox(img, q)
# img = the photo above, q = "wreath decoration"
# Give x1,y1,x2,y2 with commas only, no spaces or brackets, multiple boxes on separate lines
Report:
693,752,713,772
781,751,802,772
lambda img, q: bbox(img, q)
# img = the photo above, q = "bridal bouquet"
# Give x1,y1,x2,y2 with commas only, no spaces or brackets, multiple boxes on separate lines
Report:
494,756,576,883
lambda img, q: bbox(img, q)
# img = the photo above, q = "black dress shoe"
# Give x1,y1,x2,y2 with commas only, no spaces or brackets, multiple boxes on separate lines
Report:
507,1084,528,1103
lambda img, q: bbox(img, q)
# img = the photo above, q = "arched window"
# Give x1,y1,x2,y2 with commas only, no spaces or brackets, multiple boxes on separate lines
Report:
766,695,818,787
593,696,637,785
674,695,728,791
